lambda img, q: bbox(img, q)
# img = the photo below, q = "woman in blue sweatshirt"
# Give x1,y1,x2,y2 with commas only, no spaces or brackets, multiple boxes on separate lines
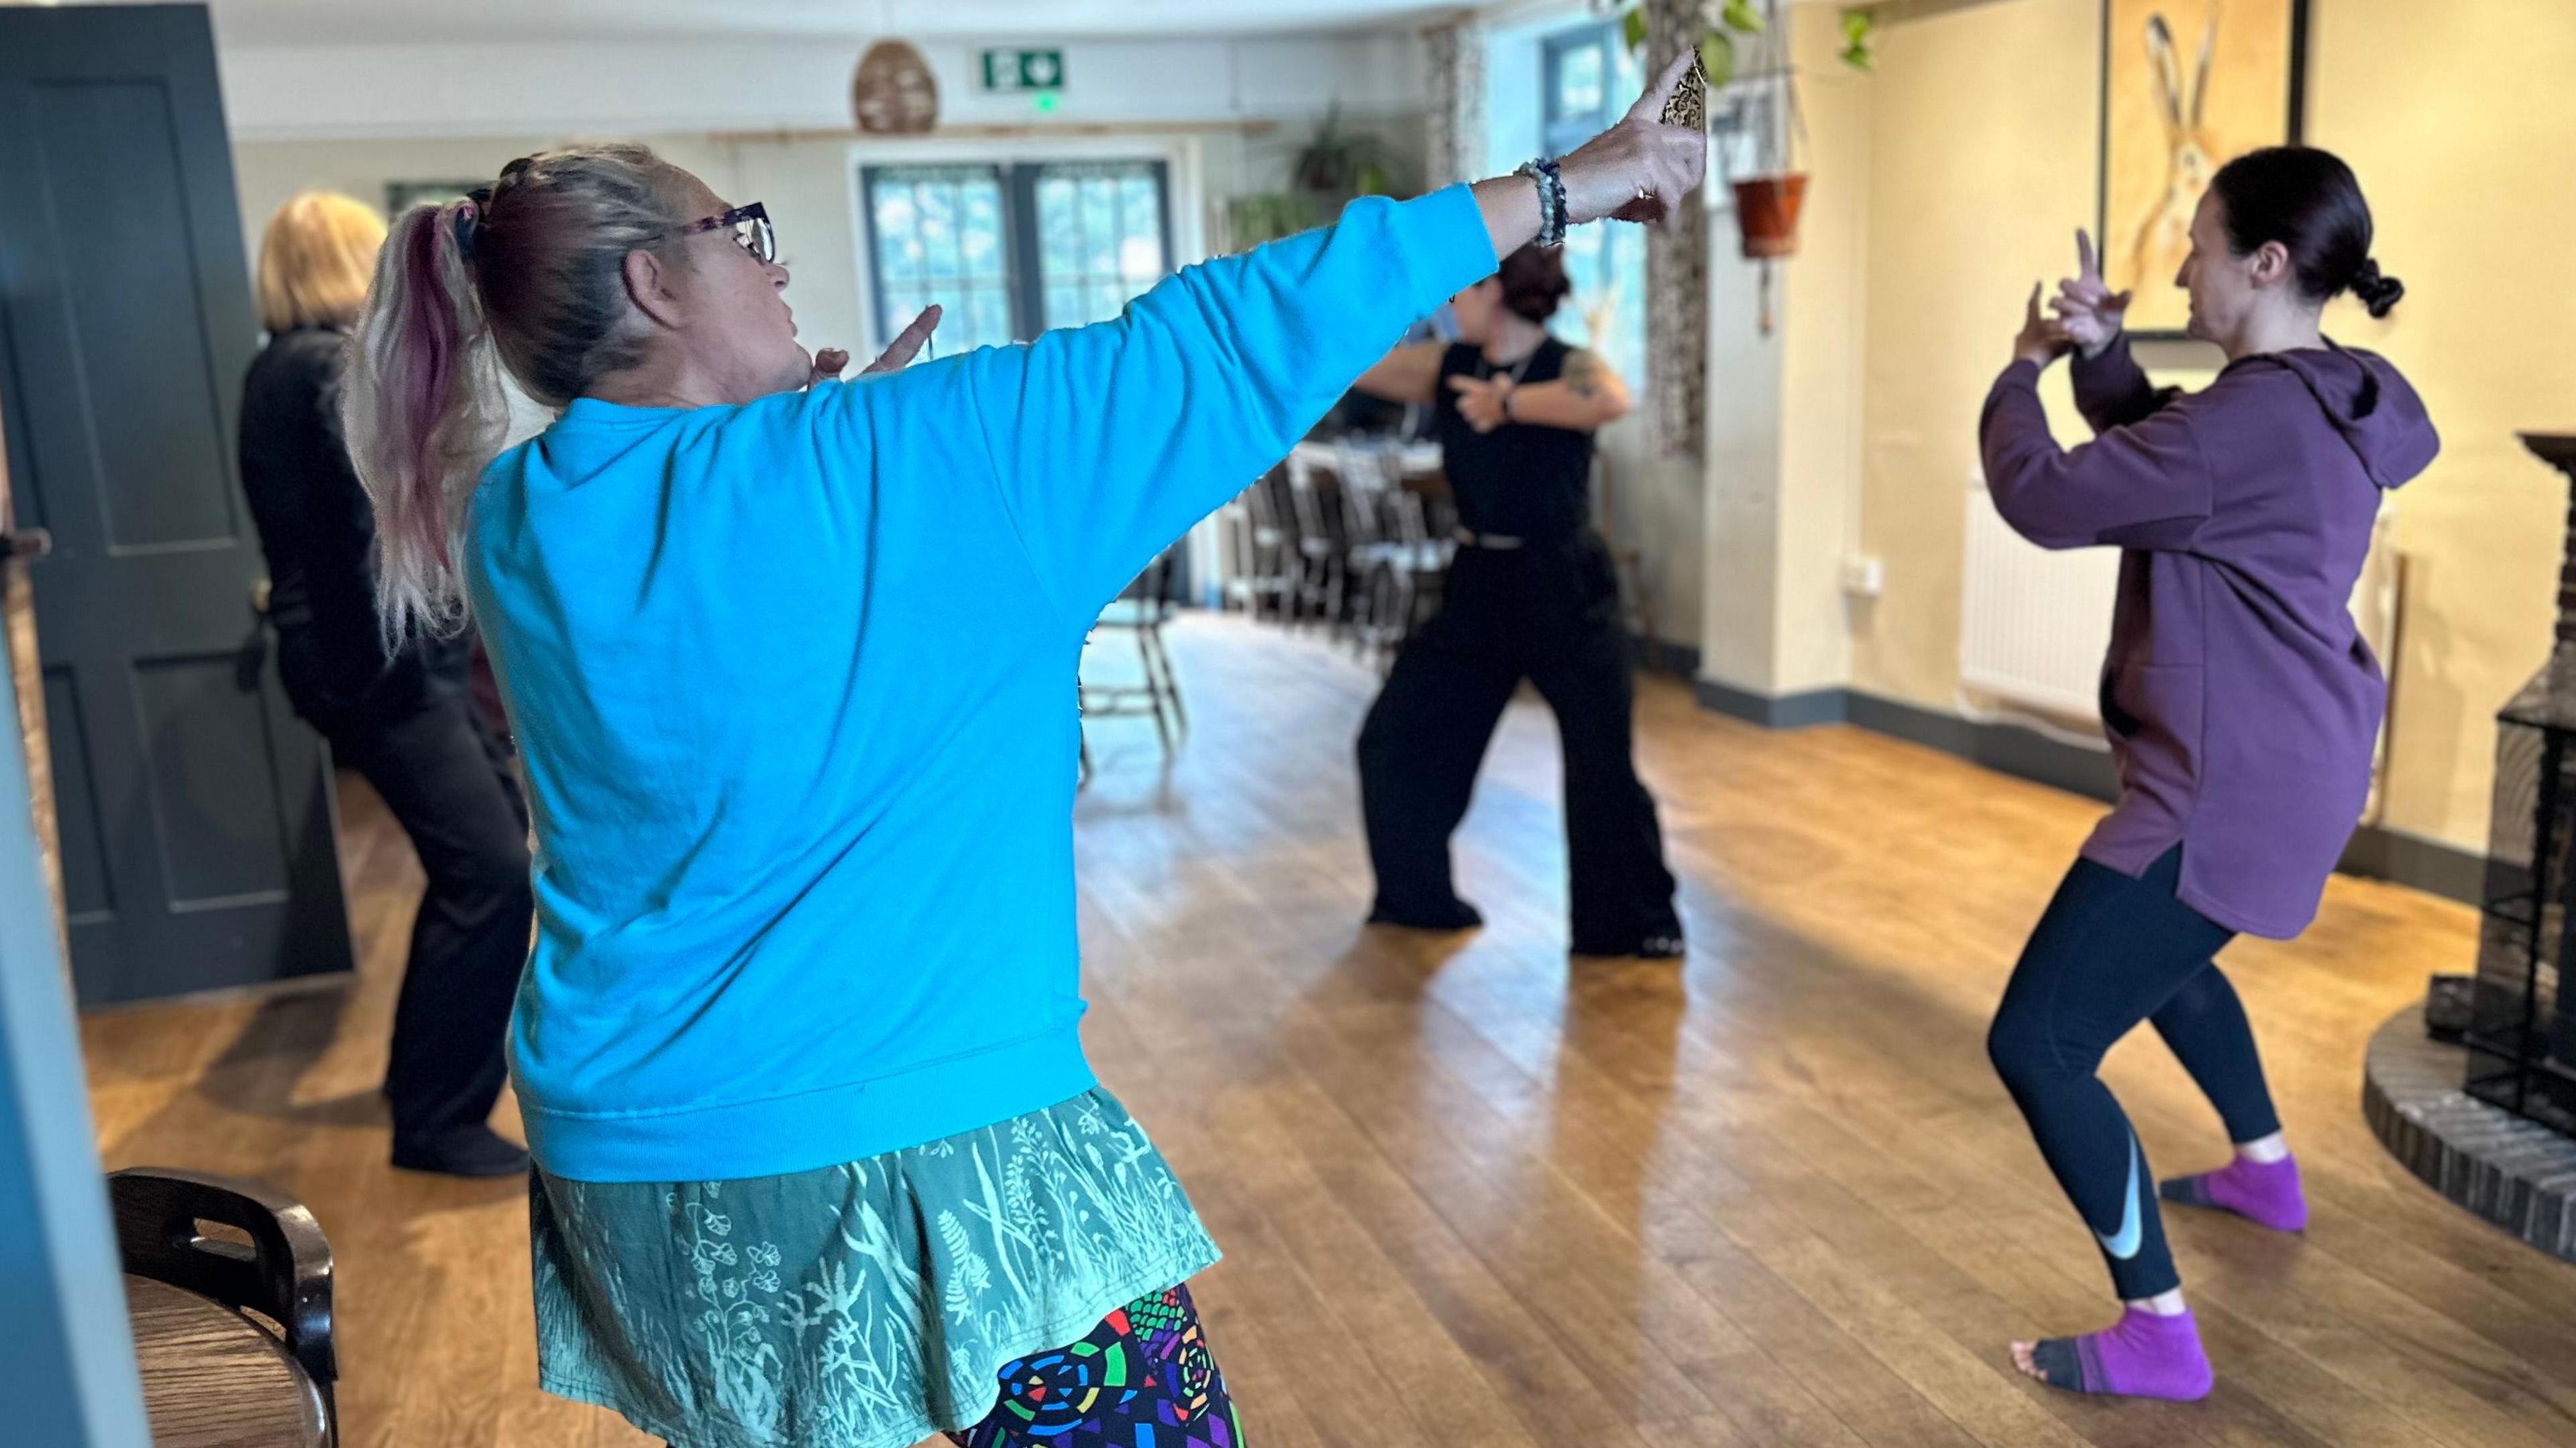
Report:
338,64,1701,1448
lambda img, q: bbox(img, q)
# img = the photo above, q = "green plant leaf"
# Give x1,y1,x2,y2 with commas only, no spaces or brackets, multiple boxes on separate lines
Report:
1698,29,1738,90
1720,0,1765,34
1838,7,1878,70
1226,192,1322,249
1621,5,1650,54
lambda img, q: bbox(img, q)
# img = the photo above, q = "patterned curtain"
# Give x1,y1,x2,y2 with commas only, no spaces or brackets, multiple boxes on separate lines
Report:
1642,0,1708,459
1423,17,1487,190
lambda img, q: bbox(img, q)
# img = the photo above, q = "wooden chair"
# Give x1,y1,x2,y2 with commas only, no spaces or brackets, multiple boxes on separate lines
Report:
1283,453,1350,630
113,1166,337,1447
1218,467,1295,622
1375,488,1454,668
1333,445,1450,669
1080,549,1189,783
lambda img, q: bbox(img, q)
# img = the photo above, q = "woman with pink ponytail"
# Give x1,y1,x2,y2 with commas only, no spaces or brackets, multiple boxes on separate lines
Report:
341,85,1699,1447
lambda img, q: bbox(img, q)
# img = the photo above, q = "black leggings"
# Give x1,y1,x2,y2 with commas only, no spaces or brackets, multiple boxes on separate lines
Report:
1987,846,2282,1300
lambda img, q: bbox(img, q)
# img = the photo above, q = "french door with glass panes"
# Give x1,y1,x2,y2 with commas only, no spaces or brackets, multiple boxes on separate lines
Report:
860,160,1173,353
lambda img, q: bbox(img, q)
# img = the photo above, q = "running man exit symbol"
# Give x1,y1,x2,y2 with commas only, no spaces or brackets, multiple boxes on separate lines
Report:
981,49,1066,92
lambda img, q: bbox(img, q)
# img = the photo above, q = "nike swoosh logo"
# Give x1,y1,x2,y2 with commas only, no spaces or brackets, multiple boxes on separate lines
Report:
2096,1133,2145,1260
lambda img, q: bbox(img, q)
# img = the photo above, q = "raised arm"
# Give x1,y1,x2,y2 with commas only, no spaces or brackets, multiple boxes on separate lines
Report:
954,188,1495,624
1352,343,1448,404
1979,357,2212,552
1464,347,1630,433
955,54,1705,626
2068,337,2178,434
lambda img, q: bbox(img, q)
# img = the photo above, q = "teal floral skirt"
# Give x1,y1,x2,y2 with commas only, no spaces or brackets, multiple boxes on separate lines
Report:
530,1089,1222,1448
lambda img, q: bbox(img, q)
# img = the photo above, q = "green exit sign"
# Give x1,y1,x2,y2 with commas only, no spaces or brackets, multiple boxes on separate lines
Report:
981,48,1065,92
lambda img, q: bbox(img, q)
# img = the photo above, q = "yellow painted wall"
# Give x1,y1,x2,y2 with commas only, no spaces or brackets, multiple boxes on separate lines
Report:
1847,0,2098,712
1695,5,1872,695
1773,4,1874,695
1838,0,2576,853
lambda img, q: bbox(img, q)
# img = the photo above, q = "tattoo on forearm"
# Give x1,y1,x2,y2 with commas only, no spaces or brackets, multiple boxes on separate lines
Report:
1564,350,1602,399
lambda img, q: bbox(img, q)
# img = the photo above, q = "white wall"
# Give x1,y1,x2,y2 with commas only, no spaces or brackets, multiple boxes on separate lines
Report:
216,33,1426,141
232,105,1425,362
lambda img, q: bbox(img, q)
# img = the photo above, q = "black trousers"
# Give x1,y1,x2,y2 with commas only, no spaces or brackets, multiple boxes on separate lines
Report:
1987,846,2280,1300
323,691,533,1144
1356,538,1679,951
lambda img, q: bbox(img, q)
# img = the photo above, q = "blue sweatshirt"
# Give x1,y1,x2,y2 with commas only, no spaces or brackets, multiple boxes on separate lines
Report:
466,185,1497,1182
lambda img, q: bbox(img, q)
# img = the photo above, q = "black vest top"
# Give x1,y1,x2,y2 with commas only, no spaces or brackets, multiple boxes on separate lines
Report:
1431,337,1595,546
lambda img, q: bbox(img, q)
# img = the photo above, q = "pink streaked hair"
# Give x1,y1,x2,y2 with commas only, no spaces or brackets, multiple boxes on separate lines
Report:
339,144,690,645
342,198,506,645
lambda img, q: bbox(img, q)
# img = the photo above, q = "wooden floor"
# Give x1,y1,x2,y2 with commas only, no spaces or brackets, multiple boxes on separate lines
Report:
82,614,2576,1448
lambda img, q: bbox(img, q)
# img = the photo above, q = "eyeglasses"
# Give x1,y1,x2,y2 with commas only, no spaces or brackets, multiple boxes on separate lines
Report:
682,202,777,265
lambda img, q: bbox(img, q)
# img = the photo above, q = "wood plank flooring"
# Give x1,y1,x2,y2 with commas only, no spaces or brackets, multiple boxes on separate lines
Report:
80,614,2576,1447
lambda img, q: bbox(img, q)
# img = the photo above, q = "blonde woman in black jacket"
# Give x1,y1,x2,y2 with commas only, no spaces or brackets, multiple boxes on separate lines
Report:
238,190,532,1178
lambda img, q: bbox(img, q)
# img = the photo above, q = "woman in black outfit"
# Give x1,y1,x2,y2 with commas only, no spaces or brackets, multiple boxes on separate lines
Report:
1350,245,1683,958
238,190,533,1177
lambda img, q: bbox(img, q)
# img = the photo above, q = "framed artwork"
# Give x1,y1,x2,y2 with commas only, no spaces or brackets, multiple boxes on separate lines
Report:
384,180,482,217
2097,0,2308,336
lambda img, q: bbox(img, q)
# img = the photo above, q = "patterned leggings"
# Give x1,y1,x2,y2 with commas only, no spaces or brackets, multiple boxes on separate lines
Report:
950,1284,1244,1448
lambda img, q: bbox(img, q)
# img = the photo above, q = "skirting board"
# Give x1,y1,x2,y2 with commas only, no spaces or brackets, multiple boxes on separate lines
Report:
1628,635,1701,681
1691,681,2484,908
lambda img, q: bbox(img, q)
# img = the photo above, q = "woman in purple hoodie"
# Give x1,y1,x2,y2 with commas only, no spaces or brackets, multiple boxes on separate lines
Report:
1977,146,2438,1401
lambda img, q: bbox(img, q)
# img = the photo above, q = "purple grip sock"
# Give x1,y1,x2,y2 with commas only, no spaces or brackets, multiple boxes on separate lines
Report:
2160,1153,2307,1233
2029,1306,2213,1402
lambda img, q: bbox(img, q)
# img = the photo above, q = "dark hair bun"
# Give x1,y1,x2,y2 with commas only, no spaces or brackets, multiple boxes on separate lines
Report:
1497,245,1572,325
2352,258,2405,319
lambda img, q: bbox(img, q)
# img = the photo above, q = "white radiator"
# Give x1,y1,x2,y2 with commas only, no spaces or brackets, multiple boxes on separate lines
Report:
1960,474,2118,722
1959,475,2404,734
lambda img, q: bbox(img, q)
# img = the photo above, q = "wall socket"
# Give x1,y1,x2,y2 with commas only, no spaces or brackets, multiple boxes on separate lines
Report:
1841,555,1886,598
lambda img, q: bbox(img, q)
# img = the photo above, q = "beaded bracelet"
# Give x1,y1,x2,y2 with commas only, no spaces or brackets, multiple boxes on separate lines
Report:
1515,158,1568,249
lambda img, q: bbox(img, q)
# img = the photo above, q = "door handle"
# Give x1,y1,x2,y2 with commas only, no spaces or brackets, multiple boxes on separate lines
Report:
0,527,52,561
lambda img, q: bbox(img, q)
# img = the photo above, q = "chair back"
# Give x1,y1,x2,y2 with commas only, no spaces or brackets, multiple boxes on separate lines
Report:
111,1167,335,1392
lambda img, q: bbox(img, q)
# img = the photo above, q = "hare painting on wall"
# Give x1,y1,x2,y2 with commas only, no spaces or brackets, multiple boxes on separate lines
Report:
2099,0,2306,334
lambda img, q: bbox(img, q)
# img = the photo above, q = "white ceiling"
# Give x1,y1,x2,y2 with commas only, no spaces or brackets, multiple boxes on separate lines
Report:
185,0,1463,47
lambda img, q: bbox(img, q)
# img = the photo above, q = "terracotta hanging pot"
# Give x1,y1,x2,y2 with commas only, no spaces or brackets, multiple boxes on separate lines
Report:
1732,172,1807,258
852,40,939,135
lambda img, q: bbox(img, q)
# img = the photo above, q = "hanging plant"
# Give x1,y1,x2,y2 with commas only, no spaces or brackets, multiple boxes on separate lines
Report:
1839,8,1879,71
1227,106,1409,252
1731,174,1809,258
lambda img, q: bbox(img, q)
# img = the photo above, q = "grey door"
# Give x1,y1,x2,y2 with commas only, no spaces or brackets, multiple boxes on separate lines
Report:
0,3,353,1006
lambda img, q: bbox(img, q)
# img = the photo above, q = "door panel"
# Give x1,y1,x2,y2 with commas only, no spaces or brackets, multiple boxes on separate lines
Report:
0,4,352,1006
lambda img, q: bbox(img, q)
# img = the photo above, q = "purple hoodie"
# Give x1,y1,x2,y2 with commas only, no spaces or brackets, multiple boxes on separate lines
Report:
1979,337,2439,938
